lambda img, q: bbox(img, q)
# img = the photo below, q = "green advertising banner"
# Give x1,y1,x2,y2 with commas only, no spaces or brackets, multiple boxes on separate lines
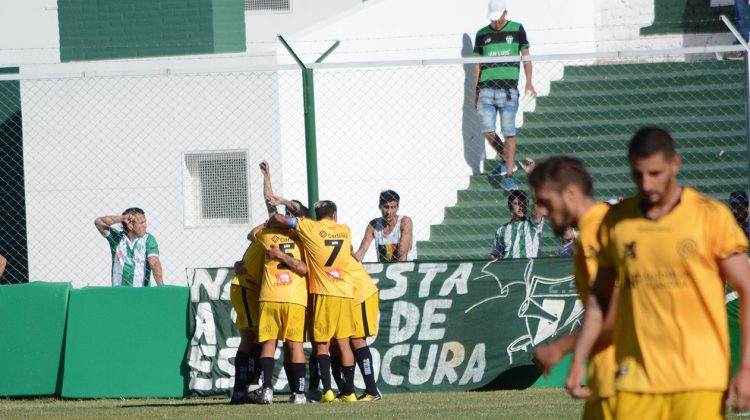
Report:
187,258,582,396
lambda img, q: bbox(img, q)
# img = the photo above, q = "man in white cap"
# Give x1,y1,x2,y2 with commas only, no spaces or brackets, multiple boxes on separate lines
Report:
473,0,536,192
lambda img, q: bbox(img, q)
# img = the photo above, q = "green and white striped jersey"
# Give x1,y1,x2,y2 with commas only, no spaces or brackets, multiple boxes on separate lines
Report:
473,21,530,90
491,218,543,259
107,228,159,287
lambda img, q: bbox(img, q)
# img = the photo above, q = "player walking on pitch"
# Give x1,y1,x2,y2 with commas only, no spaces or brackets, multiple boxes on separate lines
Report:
567,127,750,418
528,156,616,419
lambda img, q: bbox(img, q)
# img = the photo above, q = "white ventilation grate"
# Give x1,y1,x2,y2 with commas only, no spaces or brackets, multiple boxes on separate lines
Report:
183,151,249,226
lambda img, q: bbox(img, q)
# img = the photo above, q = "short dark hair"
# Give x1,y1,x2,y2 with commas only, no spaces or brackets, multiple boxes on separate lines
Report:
288,199,309,218
121,207,145,232
528,156,593,197
628,127,676,162
379,190,400,206
314,200,337,219
507,190,529,209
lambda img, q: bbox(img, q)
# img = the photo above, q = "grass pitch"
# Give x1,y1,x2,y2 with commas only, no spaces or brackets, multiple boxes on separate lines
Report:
0,389,580,419
4,389,750,419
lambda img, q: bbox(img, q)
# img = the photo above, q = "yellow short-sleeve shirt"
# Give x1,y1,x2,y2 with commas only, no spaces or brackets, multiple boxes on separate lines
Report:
347,258,379,305
257,228,308,308
597,187,748,393
294,218,353,298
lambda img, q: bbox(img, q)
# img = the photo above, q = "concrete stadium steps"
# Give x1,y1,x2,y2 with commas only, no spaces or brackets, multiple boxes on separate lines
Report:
416,59,747,261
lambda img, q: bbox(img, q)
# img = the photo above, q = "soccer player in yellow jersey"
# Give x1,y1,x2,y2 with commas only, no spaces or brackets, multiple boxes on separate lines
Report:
528,156,615,420
330,257,381,400
250,227,309,405
269,200,358,402
229,224,265,404
567,127,750,418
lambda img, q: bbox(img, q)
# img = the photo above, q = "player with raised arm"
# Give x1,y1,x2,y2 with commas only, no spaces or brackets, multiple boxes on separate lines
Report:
567,127,750,418
528,156,615,419
268,200,358,402
250,225,309,405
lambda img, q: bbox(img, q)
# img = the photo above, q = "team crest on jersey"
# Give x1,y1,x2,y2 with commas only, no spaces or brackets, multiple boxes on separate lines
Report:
325,268,342,281
272,235,280,243
677,239,698,258
505,35,514,44
319,230,327,238
276,272,291,285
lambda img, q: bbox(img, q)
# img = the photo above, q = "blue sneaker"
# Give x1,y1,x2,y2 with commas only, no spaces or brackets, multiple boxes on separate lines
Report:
488,161,518,177
502,175,518,191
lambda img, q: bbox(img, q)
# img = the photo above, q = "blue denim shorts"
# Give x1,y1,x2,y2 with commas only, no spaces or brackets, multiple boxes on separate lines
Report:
477,87,519,136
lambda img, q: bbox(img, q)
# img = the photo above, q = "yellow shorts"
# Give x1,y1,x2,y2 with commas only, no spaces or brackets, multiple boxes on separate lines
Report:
230,284,260,330
583,396,616,420
352,291,379,338
257,301,307,343
310,294,355,342
615,391,723,420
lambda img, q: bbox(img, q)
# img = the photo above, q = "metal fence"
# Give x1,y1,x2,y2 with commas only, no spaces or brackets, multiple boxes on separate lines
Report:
0,45,746,286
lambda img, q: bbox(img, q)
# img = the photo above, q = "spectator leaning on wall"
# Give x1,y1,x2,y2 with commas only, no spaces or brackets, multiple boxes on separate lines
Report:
95,208,163,287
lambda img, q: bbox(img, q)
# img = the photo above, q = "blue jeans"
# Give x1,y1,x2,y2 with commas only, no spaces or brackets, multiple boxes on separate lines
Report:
737,0,749,42
477,87,519,136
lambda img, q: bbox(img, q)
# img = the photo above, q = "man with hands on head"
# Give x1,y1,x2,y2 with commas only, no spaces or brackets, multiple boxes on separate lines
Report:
95,208,162,287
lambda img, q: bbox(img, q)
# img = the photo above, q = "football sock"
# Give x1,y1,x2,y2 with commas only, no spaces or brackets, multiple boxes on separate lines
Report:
354,346,379,395
289,363,306,393
308,354,320,390
331,353,343,390
341,365,356,395
248,346,262,385
260,357,274,389
233,351,249,393
317,354,332,392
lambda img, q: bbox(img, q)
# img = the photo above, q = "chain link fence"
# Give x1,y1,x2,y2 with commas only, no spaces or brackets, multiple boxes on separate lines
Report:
0,46,746,286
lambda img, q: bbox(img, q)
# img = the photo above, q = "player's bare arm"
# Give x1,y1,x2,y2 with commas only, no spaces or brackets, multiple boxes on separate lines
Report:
267,244,308,275
234,260,246,276
565,266,616,399
260,161,278,217
354,221,376,262
720,253,750,412
521,48,536,97
533,331,578,377
266,213,291,229
398,216,413,261
94,214,126,236
0,254,6,278
247,222,266,242
148,256,163,286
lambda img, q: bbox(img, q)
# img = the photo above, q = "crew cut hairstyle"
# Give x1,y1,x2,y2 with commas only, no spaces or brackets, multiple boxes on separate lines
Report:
121,207,145,232
528,156,593,197
379,190,400,206
314,200,337,219
628,127,676,162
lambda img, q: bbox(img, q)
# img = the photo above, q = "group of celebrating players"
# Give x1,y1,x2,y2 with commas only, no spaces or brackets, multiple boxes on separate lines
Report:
228,162,381,405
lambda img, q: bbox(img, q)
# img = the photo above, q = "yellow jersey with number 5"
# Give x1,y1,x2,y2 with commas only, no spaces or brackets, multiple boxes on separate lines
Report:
295,218,353,298
257,228,307,307
598,187,748,393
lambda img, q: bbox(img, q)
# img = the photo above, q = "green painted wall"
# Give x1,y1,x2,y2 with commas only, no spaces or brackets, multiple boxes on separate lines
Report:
641,0,736,35
58,0,246,62
0,67,28,285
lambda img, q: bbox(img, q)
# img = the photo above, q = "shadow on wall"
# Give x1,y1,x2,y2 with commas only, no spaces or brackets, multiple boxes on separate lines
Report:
462,33,485,177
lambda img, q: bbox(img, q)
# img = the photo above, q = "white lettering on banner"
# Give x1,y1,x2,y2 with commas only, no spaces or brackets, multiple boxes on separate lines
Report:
380,342,486,387
389,301,420,344
188,345,213,374
459,343,486,385
378,263,414,300
381,344,410,385
433,341,465,385
190,376,212,391
218,337,240,376
417,263,448,297
418,299,451,341
366,263,383,286
191,302,217,346
409,344,438,385
438,263,472,296
190,268,229,302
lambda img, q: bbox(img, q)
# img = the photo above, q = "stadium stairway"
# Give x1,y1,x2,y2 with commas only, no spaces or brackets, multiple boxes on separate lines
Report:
418,60,747,260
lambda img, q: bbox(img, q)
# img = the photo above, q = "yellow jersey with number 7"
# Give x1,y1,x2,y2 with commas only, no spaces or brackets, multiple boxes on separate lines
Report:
294,218,353,298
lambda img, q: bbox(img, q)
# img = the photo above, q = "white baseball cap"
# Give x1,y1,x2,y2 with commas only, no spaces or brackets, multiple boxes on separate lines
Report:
487,0,507,21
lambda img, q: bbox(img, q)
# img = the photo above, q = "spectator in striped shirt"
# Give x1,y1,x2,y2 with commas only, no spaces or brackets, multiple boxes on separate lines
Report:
490,189,544,259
